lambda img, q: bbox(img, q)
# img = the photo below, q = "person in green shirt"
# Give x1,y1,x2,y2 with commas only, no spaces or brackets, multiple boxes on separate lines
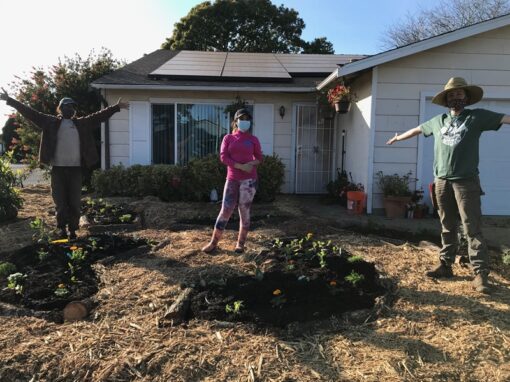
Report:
387,77,510,294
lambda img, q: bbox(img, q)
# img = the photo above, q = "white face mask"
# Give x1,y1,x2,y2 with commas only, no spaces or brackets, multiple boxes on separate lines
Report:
237,120,251,132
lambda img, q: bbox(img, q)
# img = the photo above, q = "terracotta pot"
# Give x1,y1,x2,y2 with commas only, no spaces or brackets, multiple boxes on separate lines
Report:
383,196,411,218
334,100,351,114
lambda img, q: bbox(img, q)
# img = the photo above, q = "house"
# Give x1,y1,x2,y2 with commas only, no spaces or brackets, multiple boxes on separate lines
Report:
92,50,365,195
93,13,510,215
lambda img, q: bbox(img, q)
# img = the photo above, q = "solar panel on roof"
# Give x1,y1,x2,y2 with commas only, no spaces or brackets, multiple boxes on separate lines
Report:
275,54,359,73
222,52,290,78
150,51,227,77
150,50,365,79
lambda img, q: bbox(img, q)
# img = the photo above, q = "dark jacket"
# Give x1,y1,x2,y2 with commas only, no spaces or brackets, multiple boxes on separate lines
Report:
6,97,120,168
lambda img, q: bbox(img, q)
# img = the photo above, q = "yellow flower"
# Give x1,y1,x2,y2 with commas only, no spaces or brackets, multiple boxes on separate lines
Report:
51,239,69,244
273,289,282,296
329,280,337,286
70,246,78,251
57,283,66,289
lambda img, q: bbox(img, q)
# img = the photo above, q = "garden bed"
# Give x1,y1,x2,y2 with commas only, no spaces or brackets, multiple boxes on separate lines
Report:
188,234,388,327
0,233,147,318
80,197,141,232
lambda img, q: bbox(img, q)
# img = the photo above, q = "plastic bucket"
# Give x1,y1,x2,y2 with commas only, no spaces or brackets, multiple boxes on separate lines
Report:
346,191,365,215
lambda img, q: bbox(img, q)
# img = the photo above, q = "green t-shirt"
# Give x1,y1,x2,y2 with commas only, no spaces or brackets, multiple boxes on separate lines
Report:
419,108,504,180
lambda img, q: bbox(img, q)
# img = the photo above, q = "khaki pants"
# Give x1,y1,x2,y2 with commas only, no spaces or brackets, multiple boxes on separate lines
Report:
51,166,82,232
435,176,488,274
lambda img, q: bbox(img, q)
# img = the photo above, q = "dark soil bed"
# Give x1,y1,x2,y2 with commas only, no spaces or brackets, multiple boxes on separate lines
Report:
0,234,146,312
81,198,138,225
189,235,387,327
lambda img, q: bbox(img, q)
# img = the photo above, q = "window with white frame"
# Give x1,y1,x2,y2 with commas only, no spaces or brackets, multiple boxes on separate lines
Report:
152,102,253,165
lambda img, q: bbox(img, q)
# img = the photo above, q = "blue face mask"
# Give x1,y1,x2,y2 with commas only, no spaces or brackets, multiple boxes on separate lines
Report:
237,120,251,132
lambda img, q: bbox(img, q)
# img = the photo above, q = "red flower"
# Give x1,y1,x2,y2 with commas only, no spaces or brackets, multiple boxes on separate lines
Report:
327,84,352,104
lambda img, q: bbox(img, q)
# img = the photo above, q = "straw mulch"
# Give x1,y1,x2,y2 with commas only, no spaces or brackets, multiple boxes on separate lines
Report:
0,185,509,382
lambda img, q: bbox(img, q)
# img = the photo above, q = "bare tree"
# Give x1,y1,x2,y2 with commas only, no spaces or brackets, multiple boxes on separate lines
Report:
381,0,510,49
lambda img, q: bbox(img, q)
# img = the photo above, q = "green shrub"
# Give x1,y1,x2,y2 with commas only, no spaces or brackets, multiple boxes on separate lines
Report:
0,153,23,222
150,164,185,201
256,154,285,202
181,154,226,201
0,262,17,279
91,154,285,203
376,170,414,197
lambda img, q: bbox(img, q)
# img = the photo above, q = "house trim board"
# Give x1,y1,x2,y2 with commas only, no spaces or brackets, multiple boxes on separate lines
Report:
366,67,378,214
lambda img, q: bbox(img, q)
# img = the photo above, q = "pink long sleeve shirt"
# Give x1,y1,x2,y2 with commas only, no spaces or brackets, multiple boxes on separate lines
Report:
220,131,263,181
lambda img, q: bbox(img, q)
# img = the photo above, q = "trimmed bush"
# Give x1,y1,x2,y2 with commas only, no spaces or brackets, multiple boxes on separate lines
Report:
91,154,285,203
181,154,226,201
255,154,285,202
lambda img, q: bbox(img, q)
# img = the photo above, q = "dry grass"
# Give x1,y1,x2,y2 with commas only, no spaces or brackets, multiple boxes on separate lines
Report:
0,185,509,381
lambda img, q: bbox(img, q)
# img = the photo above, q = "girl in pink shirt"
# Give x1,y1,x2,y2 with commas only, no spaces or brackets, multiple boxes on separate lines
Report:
202,108,263,253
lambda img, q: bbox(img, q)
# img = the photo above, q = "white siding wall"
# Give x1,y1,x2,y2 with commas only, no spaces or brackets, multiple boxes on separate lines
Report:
336,72,373,194
104,90,314,193
372,25,510,211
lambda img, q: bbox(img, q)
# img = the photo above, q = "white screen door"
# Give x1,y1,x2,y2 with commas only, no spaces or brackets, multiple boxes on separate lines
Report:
295,105,334,193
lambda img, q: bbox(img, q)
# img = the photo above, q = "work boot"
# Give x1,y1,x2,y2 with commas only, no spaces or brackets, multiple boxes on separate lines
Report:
472,272,490,294
425,262,453,278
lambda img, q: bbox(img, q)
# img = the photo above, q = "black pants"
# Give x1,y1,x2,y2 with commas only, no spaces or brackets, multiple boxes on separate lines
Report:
51,166,82,231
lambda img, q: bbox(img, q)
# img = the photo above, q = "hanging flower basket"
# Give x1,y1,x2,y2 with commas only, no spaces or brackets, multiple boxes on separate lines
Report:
334,100,351,114
327,84,355,114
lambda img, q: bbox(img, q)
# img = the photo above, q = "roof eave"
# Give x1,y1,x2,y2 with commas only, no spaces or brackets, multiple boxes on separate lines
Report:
91,83,316,92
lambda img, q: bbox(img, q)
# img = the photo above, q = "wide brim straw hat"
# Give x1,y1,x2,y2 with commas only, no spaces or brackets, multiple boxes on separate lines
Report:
432,77,483,106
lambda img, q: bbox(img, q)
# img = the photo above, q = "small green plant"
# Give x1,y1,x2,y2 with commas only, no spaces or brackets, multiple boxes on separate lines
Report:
0,262,17,278
502,251,510,265
347,255,363,263
54,283,70,297
345,271,365,287
68,247,87,263
119,214,132,223
30,217,50,243
225,300,244,315
37,249,49,262
7,272,27,295
88,237,99,251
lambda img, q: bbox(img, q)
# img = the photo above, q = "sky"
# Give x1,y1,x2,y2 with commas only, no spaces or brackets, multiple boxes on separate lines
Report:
0,0,442,127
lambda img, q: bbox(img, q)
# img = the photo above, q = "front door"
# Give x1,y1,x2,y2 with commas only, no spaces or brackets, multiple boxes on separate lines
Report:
295,104,335,193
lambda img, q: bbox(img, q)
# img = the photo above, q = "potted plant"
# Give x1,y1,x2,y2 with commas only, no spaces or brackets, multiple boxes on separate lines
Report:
376,171,414,218
327,84,354,113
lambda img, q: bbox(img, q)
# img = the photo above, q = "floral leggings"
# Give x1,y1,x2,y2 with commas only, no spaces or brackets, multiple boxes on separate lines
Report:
212,178,257,244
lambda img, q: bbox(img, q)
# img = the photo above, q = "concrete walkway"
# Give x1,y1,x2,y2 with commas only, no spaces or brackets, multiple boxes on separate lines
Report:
289,196,510,251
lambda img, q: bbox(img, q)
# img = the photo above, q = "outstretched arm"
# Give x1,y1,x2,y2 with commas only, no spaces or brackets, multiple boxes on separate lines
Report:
0,87,54,128
500,115,510,124
386,127,422,145
80,97,129,124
